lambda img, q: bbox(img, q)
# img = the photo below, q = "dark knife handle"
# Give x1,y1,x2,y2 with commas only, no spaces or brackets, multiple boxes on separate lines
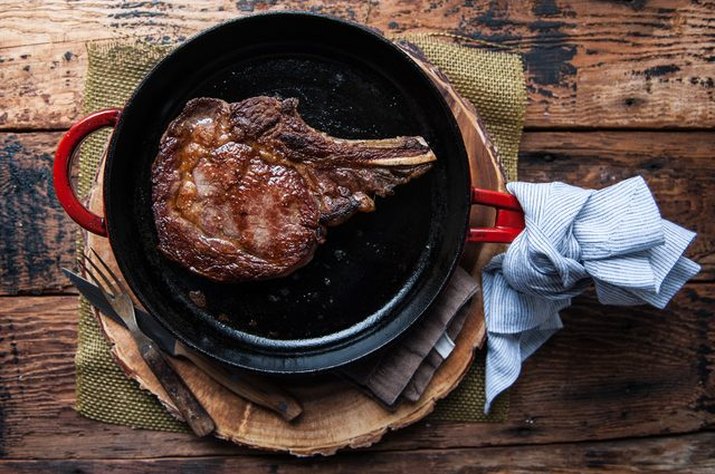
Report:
138,340,215,437
174,343,302,422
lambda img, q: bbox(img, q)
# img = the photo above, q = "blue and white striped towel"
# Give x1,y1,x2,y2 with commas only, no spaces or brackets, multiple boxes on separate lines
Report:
482,176,700,413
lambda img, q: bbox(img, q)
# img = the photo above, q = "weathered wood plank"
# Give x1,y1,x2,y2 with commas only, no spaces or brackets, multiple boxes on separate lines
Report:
0,0,370,49
2,432,715,472
1,130,710,295
0,132,75,295
1,0,714,130
0,283,712,458
0,44,86,131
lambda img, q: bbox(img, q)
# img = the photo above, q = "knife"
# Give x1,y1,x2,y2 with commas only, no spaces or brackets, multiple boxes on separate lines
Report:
63,268,303,421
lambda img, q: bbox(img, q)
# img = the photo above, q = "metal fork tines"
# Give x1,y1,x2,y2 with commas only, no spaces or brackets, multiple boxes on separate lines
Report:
79,250,215,437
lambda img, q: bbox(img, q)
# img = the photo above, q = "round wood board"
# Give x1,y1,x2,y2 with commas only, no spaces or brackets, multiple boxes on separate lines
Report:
83,43,508,456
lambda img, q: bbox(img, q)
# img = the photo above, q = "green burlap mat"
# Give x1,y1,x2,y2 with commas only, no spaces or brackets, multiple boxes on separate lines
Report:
75,33,526,432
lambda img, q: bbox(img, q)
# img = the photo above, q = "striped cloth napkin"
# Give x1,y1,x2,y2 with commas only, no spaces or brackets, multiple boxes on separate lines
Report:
482,176,700,413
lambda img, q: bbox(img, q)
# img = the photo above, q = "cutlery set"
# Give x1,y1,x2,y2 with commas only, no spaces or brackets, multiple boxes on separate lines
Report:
66,251,302,436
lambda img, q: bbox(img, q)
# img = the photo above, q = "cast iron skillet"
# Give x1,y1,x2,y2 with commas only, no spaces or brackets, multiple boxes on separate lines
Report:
54,12,524,373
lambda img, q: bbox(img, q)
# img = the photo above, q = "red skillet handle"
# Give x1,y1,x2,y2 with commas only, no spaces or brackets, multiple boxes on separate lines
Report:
467,188,525,243
53,109,121,237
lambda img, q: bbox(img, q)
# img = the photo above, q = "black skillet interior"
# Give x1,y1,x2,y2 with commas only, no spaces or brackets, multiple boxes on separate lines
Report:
105,13,470,373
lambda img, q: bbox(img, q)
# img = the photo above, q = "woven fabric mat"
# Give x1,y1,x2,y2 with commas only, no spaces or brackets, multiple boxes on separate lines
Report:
75,34,526,432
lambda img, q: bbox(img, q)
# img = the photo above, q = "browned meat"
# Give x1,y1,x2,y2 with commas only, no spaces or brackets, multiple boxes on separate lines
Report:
151,96,436,282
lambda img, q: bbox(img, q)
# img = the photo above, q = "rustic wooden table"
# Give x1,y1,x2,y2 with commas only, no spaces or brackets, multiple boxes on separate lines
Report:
1,1,714,472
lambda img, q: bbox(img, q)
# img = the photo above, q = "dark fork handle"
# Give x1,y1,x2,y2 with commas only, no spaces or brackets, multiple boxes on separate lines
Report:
138,340,215,437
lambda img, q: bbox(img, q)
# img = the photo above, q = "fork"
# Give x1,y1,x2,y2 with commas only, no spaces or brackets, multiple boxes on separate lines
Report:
80,250,216,437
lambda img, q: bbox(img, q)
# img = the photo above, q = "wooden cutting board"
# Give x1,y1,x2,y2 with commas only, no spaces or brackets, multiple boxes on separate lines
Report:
84,43,508,456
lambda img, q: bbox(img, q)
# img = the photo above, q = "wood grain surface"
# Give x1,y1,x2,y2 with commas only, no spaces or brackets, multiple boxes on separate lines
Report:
1,0,714,471
2,432,715,473
1,0,715,130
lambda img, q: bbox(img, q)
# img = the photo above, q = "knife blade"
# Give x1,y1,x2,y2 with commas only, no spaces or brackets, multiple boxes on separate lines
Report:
63,268,302,421
64,268,176,353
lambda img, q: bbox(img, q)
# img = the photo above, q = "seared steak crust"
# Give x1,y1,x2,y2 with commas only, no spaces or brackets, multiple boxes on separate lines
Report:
152,96,436,282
